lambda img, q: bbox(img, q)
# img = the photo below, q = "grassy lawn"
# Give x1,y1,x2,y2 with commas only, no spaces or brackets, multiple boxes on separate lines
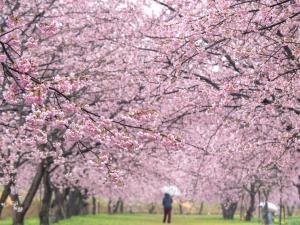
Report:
289,216,300,225
0,214,299,225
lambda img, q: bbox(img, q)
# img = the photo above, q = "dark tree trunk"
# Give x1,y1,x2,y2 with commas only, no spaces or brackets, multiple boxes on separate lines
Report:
199,202,204,215
287,206,294,217
66,189,88,218
113,198,122,214
112,203,118,214
0,182,11,217
245,185,256,221
262,191,270,225
92,197,96,215
108,199,112,214
39,171,52,225
50,187,67,223
11,193,21,225
129,205,133,214
179,203,183,214
279,201,282,225
119,199,124,213
148,203,156,214
258,191,261,222
283,205,286,224
262,204,269,225
13,162,46,225
221,202,238,219
12,212,24,225
66,190,79,218
97,201,100,213
239,195,245,221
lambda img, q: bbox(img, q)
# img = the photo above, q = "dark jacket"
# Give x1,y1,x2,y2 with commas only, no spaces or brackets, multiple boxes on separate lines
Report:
162,193,173,209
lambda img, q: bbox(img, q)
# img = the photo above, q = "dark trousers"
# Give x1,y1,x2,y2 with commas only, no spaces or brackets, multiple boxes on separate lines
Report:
163,208,172,223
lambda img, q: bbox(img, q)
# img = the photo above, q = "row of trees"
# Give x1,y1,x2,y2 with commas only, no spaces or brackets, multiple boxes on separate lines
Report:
0,0,299,225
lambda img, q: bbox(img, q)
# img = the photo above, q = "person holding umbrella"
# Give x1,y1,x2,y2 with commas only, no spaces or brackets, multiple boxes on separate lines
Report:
162,193,173,223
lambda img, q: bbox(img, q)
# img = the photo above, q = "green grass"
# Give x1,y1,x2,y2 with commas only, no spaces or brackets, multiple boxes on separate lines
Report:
0,214,299,225
289,216,300,225
54,214,259,225
0,218,39,225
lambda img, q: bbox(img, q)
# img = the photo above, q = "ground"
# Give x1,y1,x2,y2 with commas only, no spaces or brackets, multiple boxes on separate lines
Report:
0,214,299,225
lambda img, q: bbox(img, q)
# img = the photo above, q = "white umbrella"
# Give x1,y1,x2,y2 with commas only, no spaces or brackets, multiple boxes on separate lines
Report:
259,202,279,211
161,185,181,196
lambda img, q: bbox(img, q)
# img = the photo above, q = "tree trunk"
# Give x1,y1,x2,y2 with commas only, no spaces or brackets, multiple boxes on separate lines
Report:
108,199,112,214
97,201,100,213
92,197,96,215
245,185,256,221
262,203,269,225
50,187,67,223
198,202,204,215
13,161,46,225
119,199,124,213
129,205,133,214
296,175,300,220
221,202,238,219
148,203,155,214
113,198,122,214
0,182,11,218
11,193,21,225
113,202,118,214
66,190,80,218
283,205,286,224
287,206,294,217
279,197,282,225
262,193,270,225
179,203,183,214
12,212,24,225
39,171,52,225
258,190,261,222
66,189,88,217
239,195,245,221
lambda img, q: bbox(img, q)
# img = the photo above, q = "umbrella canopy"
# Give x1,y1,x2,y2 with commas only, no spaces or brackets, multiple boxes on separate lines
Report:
161,185,181,196
259,202,279,211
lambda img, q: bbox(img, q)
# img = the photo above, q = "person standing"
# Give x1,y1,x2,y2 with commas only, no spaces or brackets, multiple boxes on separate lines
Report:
162,193,173,223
